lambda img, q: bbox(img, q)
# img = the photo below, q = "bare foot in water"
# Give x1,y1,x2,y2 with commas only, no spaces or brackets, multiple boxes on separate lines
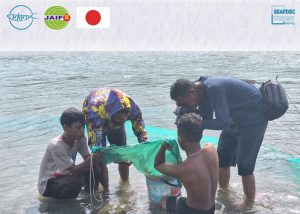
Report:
233,197,254,212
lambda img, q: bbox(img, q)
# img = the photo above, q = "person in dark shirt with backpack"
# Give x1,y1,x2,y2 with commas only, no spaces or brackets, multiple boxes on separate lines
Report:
170,76,268,203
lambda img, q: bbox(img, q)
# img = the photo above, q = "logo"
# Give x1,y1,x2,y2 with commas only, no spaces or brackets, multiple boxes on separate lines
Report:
272,5,296,25
76,7,110,29
7,5,37,30
44,6,70,30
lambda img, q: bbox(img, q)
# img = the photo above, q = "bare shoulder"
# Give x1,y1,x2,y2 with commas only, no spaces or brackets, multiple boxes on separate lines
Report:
49,136,64,148
176,159,193,174
202,144,218,162
177,160,189,170
203,144,217,153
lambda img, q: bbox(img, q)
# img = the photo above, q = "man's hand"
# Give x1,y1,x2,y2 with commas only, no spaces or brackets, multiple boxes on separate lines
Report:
92,151,102,166
68,151,103,175
161,142,172,151
154,142,171,168
154,142,180,178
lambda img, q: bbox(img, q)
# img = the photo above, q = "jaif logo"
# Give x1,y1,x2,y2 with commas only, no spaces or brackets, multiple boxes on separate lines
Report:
7,5,38,30
44,6,71,30
272,5,296,25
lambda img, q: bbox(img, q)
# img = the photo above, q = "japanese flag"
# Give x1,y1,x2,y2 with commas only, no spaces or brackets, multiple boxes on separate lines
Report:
76,7,110,28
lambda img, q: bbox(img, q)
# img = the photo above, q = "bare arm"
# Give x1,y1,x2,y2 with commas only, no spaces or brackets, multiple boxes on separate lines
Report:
129,98,149,143
68,152,102,175
131,114,149,143
202,89,232,130
154,143,181,178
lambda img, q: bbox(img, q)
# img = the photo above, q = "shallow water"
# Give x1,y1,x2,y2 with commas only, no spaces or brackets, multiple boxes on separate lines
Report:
0,52,299,213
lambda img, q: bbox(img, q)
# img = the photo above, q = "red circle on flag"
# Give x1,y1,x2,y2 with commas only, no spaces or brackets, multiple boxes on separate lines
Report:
85,10,101,26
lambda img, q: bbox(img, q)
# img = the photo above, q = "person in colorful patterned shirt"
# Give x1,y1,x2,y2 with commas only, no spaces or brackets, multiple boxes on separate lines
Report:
83,88,148,189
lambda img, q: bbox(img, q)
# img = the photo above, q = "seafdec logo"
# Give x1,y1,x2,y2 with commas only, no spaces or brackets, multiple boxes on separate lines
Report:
44,6,71,30
272,5,296,25
7,5,38,30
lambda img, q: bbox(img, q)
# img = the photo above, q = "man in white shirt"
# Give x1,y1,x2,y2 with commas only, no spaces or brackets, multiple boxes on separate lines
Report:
38,108,102,199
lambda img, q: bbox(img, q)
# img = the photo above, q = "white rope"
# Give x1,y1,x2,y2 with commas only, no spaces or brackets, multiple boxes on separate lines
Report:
287,93,300,114
276,75,300,114
89,153,104,209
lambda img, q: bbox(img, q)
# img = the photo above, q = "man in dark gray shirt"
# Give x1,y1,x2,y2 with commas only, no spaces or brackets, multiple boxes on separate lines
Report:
170,76,268,202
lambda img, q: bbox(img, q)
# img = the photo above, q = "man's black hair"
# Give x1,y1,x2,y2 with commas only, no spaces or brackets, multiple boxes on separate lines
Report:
170,79,195,100
60,108,85,126
176,113,203,143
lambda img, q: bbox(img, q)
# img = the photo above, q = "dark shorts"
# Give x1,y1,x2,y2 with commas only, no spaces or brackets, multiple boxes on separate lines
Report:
166,196,215,214
43,167,100,199
106,126,127,146
43,175,84,199
88,126,127,147
217,121,268,176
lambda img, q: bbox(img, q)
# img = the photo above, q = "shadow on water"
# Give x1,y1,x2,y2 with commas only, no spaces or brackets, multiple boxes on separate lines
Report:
37,178,164,214
96,181,137,214
36,178,281,214
215,188,275,214
38,197,86,214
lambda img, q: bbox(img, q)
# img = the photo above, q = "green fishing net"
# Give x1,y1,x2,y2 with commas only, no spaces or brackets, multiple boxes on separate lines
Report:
92,139,182,177
89,122,219,177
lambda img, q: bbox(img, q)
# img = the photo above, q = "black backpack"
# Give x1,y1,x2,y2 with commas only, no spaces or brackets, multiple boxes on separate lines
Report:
259,80,289,121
